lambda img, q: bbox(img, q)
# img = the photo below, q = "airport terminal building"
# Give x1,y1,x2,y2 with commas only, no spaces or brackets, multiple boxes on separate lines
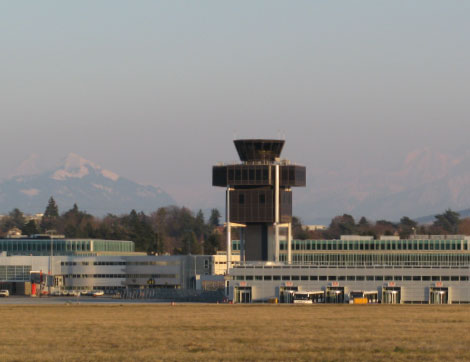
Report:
1,139,469,304
0,236,237,295
215,139,470,304
228,235,470,304
1,234,469,304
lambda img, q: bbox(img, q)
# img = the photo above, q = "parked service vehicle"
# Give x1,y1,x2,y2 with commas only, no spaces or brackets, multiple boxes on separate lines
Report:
0,289,10,297
92,290,104,297
65,290,80,297
349,290,379,304
292,291,325,304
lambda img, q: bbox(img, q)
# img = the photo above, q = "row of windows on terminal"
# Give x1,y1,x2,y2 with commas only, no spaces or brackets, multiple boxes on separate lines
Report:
234,274,469,282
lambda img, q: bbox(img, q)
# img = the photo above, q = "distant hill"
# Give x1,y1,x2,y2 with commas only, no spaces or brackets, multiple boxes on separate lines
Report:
0,153,175,215
297,148,470,223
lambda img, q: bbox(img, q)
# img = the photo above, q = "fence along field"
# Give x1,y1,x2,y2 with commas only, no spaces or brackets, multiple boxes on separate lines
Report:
0,304,469,361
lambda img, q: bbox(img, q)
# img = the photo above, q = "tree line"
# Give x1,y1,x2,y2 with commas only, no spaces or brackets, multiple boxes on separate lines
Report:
1,197,469,254
292,209,467,240
0,197,223,255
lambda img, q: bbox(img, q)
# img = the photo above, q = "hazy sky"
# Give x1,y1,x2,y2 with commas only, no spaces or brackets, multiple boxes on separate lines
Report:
1,1,470,215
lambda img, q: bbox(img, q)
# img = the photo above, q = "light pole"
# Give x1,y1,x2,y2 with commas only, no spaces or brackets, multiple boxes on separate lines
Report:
46,230,56,295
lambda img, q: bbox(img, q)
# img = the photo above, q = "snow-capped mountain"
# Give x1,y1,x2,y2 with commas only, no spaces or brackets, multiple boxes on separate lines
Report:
0,153,175,215
296,148,470,223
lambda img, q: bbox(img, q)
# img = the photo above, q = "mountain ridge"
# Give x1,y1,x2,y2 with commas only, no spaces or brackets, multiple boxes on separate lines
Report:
0,153,175,216
297,148,470,224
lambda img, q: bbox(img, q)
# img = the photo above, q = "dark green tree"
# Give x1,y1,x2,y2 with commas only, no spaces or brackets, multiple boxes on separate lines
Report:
22,220,39,236
0,208,26,233
399,216,418,238
196,209,205,224
375,220,397,236
61,203,94,237
40,197,59,231
9,208,26,229
44,197,59,217
209,208,221,227
358,217,369,227
204,232,222,255
400,216,417,229
83,222,96,238
139,231,165,255
291,216,309,239
355,216,376,237
182,231,201,255
194,209,207,240
326,214,356,238
124,210,155,252
154,232,165,254
434,209,460,233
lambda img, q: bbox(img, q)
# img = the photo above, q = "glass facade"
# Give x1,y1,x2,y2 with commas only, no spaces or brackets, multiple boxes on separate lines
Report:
0,265,32,281
232,271,470,282
92,240,134,253
213,164,306,187
277,239,470,266
231,238,470,266
280,252,470,267
0,238,134,256
279,239,468,252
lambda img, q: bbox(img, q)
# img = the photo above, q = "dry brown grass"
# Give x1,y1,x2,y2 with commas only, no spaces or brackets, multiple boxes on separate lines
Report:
1,304,470,361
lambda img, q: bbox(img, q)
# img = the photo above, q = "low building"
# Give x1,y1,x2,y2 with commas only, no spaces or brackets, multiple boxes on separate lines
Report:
302,225,326,231
0,252,236,295
227,236,470,304
6,228,25,239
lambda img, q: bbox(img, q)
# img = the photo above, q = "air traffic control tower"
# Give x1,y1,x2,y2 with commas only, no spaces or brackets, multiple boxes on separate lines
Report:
213,139,306,271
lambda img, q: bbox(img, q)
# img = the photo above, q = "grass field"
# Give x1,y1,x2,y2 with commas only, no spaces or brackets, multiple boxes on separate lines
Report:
1,304,470,361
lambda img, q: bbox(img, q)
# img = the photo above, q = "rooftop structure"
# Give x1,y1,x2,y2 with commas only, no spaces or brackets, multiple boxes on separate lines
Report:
233,139,284,162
